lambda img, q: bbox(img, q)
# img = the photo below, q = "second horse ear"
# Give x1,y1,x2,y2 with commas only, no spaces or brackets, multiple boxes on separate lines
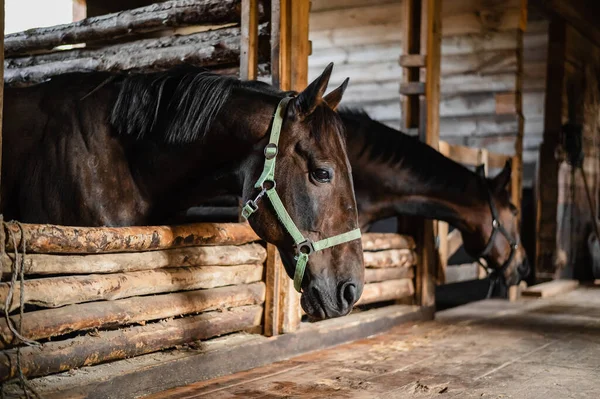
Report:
323,78,350,111
290,63,334,118
491,160,512,194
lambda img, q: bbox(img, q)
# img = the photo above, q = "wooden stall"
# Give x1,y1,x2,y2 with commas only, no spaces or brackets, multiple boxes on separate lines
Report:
436,142,520,285
0,1,431,396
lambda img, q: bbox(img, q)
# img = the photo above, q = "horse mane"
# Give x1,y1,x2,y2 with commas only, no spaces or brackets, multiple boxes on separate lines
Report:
110,67,242,144
338,106,483,197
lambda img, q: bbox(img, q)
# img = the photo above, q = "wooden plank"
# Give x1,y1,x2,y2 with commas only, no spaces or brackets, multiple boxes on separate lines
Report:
1,243,266,275
442,0,521,17
402,0,421,130
3,222,259,254
521,280,580,298
363,249,417,268
310,0,396,12
0,305,264,382
0,283,265,348
291,0,310,91
535,17,566,276
437,220,449,284
361,233,416,251
444,262,480,284
263,244,280,337
442,8,522,37
31,305,428,399
240,0,259,80
0,265,264,311
355,279,415,305
0,0,4,195
399,81,425,95
419,0,441,310
279,0,292,89
399,54,426,67
448,229,462,257
4,0,250,57
270,0,281,87
496,92,518,114
364,266,414,283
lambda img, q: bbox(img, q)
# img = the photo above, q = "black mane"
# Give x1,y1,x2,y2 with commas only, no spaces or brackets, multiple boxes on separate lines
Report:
339,107,482,196
111,68,287,145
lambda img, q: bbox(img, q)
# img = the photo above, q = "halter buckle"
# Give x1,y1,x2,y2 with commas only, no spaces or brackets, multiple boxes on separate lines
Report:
296,240,315,256
264,143,278,160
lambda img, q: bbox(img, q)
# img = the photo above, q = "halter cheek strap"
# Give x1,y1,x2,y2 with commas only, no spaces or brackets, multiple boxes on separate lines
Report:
241,97,362,293
477,186,519,298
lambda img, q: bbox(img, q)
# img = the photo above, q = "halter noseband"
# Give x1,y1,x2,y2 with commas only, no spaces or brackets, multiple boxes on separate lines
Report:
241,97,362,293
476,185,519,297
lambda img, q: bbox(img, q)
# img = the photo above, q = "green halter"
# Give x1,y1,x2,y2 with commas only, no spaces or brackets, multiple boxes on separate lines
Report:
241,96,362,292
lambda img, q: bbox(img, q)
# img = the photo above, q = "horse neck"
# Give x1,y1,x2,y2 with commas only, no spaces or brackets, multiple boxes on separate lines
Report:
128,89,278,220
346,118,491,235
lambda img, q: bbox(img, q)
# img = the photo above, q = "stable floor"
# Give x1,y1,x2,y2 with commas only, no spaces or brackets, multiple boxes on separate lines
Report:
148,286,600,399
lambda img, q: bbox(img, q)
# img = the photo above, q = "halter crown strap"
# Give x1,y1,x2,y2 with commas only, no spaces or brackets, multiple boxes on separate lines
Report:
242,96,362,293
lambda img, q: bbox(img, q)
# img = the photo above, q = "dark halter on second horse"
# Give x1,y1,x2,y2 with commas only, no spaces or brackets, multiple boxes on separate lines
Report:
476,186,519,298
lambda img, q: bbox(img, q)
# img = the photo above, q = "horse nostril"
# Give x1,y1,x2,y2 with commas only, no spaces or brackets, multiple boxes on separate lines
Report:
340,282,357,310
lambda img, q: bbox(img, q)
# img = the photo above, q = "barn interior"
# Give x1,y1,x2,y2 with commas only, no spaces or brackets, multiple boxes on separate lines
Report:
1,0,600,397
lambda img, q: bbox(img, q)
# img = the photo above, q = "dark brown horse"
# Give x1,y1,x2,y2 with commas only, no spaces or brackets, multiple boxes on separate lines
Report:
1,64,364,319
339,109,530,287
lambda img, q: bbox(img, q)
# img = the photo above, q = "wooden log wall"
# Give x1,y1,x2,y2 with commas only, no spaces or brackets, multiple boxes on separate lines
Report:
355,233,417,306
3,0,271,87
0,222,266,382
309,0,547,189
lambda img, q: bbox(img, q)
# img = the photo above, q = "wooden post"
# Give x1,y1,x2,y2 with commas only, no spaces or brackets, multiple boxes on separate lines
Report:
400,0,440,310
535,17,566,280
419,0,441,309
0,0,4,196
263,0,309,335
240,0,258,80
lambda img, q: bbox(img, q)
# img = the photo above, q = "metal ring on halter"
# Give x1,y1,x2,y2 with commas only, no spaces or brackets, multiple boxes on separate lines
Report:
261,180,276,191
264,143,278,159
297,240,315,256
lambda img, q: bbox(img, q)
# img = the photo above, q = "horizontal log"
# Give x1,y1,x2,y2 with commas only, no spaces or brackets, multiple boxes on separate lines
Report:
0,265,263,311
5,26,271,87
364,266,414,283
3,222,259,254
361,233,415,251
0,283,265,348
0,305,263,382
4,0,266,57
363,249,417,268
355,279,414,306
0,243,266,276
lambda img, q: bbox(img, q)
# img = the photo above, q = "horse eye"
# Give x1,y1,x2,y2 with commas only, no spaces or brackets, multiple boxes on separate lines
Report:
312,168,332,183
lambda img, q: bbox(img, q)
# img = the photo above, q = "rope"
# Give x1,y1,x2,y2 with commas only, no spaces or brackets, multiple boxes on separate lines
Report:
0,217,43,399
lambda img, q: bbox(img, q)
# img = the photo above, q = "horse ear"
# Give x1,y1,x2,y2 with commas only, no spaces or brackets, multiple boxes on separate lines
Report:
323,77,350,111
491,160,512,193
291,62,333,118
474,164,486,178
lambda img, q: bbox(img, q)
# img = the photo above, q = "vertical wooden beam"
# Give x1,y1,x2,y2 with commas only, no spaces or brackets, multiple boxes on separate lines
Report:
418,0,441,309
0,0,4,198
264,0,285,337
290,0,310,92
263,0,309,335
270,0,281,88
279,0,292,90
401,0,421,130
535,17,566,280
240,0,259,81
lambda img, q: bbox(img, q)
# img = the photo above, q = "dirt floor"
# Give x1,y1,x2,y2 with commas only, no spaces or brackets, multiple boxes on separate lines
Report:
147,285,600,399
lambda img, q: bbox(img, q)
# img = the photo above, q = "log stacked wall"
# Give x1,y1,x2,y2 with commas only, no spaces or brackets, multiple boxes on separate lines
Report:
0,222,266,382
308,0,549,188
